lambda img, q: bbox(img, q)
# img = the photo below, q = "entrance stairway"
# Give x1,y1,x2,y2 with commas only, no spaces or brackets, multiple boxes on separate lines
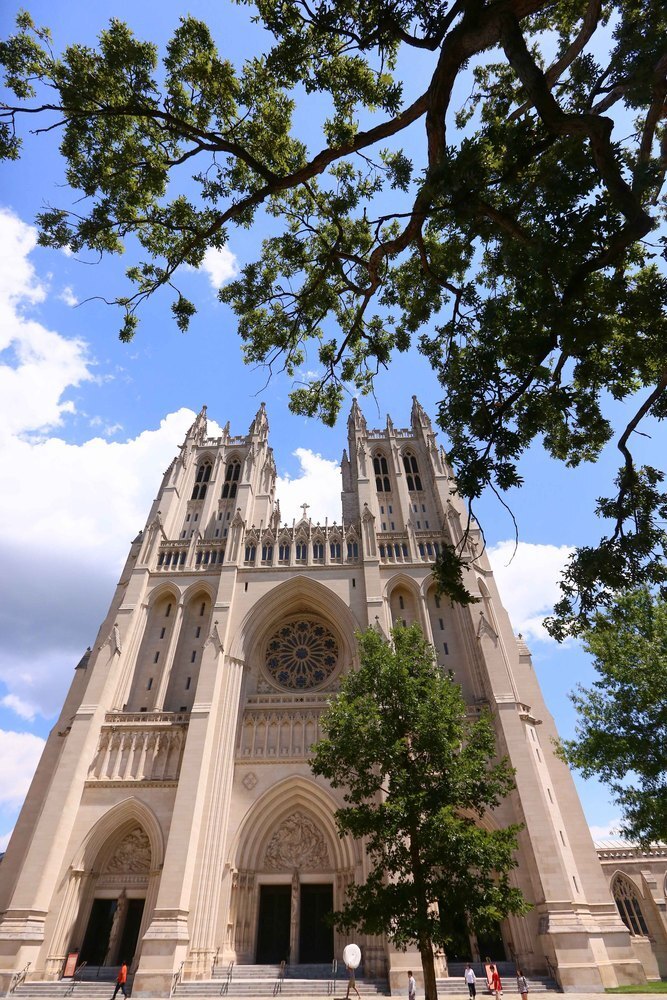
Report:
441,964,560,994
8,968,132,1000
174,964,390,998
8,964,559,999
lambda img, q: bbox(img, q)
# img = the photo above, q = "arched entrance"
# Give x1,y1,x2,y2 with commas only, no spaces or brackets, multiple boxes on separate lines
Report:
78,826,151,966
229,779,355,966
46,800,163,978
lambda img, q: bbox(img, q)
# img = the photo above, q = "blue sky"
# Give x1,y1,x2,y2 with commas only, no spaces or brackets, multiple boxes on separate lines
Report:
0,0,661,849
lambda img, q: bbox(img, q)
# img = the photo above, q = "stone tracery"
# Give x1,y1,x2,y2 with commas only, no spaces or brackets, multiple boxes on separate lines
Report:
265,618,338,690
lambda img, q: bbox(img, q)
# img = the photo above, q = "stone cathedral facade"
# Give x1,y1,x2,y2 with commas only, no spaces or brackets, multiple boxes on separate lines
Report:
0,400,652,994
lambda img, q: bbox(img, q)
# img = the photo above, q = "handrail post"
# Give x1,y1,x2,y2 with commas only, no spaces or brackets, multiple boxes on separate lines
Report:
9,962,31,994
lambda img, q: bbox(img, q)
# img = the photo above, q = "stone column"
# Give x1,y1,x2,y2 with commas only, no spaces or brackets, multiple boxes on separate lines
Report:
289,870,300,964
187,648,245,978
132,625,243,995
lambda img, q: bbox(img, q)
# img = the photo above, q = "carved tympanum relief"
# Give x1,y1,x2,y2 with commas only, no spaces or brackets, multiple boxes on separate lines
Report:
264,811,330,871
105,826,151,873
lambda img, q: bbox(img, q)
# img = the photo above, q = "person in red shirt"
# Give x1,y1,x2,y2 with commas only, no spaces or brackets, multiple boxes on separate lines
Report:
490,965,502,1000
112,962,128,999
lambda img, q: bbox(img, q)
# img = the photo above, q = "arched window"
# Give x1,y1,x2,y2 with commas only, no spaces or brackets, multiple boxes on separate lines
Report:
221,459,241,499
373,453,391,492
612,876,649,936
191,460,212,500
403,452,423,492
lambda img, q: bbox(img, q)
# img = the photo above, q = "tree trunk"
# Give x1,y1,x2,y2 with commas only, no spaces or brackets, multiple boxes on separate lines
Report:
419,935,438,1000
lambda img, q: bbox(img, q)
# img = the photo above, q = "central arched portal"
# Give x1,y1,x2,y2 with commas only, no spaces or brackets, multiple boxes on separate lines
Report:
255,811,334,964
230,781,356,966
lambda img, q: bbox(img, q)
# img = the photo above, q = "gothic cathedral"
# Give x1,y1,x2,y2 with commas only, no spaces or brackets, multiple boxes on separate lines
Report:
0,401,647,994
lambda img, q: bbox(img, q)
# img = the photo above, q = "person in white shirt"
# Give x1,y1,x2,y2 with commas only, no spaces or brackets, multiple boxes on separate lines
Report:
464,964,477,998
407,971,416,1000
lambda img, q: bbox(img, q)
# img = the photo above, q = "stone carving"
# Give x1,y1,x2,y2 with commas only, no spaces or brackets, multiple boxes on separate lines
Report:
264,811,330,871
105,826,151,873
242,771,258,791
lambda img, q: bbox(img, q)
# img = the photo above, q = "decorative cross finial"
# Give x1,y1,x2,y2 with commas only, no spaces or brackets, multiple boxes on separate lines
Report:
300,502,310,519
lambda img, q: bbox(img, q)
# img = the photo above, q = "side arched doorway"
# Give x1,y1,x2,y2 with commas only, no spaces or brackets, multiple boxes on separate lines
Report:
78,826,151,966
46,801,163,978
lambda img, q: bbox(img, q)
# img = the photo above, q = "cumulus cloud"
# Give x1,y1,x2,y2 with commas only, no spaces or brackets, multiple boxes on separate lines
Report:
589,819,622,841
0,209,93,438
276,448,342,524
0,409,199,719
199,246,238,289
0,730,46,808
487,540,574,643
59,285,78,307
0,729,47,850
0,206,201,720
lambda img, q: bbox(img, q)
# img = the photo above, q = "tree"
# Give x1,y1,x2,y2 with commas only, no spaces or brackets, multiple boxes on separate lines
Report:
560,587,667,845
310,623,527,1000
1,1,666,632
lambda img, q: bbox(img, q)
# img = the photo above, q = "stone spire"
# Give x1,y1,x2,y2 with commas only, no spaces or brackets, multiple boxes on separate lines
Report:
249,402,269,440
410,395,431,429
184,404,208,445
348,398,367,434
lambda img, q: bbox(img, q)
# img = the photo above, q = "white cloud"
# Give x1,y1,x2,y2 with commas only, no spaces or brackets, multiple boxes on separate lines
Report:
589,819,622,841
59,285,78,307
0,207,202,720
276,448,342,524
0,210,93,437
0,730,45,808
199,246,238,289
487,540,574,643
0,694,37,722
0,208,47,309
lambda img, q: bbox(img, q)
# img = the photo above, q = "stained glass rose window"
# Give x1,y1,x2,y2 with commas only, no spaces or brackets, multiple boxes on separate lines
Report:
265,618,338,689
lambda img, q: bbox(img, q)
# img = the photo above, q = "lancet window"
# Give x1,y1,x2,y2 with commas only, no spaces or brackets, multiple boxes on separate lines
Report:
403,452,423,492
612,876,649,936
191,460,212,500
221,459,241,498
373,453,391,493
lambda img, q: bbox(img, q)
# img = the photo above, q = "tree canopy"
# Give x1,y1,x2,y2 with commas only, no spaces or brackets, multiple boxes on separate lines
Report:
311,623,527,1000
560,587,667,845
1,0,666,633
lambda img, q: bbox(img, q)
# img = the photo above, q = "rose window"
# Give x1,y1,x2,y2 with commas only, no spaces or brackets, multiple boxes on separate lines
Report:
265,618,338,689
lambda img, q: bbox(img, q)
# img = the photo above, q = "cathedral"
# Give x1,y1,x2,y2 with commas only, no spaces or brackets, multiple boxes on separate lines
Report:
0,400,661,995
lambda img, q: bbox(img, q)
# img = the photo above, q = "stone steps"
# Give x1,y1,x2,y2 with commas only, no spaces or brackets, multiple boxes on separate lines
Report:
10,984,128,999
175,979,388,998
436,978,559,995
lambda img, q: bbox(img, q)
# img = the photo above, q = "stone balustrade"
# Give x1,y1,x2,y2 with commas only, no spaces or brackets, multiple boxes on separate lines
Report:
87,715,189,784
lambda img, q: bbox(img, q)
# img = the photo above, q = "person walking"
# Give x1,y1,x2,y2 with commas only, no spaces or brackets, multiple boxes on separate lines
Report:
345,965,361,999
464,964,477,998
516,970,528,1000
407,970,416,1000
112,961,128,999
490,964,502,1000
